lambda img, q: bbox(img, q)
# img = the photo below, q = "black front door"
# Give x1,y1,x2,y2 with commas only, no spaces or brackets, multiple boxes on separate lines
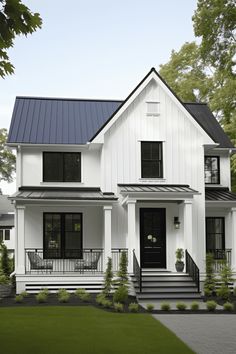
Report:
140,208,166,268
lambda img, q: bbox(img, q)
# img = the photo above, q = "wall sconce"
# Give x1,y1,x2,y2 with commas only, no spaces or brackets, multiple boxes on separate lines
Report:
174,217,180,229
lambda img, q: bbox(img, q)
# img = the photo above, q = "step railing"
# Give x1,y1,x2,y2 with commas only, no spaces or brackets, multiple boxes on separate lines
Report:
185,249,200,292
207,249,232,272
133,249,142,293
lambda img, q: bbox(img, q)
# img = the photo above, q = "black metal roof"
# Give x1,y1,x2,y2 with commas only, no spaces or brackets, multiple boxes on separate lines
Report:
205,187,236,201
10,187,118,201
184,103,234,148
7,68,234,148
118,184,199,194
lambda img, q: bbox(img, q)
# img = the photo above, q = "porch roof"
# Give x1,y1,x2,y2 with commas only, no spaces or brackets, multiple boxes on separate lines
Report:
9,187,118,201
205,187,236,202
118,184,199,195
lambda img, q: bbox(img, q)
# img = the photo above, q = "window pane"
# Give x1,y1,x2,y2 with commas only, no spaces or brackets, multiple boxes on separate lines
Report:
64,153,81,182
0,230,3,242
141,142,163,178
4,230,10,241
43,153,63,182
206,218,224,253
65,214,82,258
44,214,61,258
204,156,219,184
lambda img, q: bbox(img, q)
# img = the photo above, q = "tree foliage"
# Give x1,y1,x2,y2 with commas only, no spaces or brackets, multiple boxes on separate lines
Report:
0,128,15,182
0,0,42,78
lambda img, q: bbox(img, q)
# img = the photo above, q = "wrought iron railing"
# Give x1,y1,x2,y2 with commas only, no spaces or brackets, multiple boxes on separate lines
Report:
207,249,232,272
185,250,200,292
133,249,142,293
111,248,128,272
25,248,104,274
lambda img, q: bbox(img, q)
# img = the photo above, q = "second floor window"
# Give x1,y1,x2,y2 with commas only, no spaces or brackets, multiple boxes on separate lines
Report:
141,142,163,178
205,156,220,184
43,152,81,182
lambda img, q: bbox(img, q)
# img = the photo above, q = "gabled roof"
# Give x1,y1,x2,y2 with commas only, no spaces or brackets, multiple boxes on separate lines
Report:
7,68,234,148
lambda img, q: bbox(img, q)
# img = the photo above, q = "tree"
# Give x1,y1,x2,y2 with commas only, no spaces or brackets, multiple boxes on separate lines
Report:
103,257,113,296
0,128,16,182
0,0,42,78
192,0,236,75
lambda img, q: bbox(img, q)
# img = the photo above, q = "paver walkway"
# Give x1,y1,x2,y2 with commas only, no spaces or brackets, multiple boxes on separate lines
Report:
154,314,236,354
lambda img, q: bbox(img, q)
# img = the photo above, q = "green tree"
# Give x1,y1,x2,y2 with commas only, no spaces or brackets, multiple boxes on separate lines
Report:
0,0,42,78
103,257,113,296
0,128,16,182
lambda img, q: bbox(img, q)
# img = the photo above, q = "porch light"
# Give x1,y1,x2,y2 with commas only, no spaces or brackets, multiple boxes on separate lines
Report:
174,217,180,229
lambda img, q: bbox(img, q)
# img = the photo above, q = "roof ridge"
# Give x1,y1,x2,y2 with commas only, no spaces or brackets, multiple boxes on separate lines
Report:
16,96,123,103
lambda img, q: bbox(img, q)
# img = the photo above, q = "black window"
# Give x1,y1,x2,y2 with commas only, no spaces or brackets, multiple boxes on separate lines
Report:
0,230,3,243
206,217,225,256
205,156,220,184
141,142,163,178
4,229,10,241
43,152,81,182
44,213,82,259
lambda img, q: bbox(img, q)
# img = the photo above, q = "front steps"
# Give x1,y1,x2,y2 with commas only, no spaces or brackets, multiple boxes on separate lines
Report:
131,269,202,302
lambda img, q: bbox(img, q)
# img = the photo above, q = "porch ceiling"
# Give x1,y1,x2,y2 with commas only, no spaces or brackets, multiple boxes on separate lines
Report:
9,187,118,202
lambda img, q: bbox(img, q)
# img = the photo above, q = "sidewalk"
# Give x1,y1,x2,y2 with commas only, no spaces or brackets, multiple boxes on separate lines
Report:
154,314,236,354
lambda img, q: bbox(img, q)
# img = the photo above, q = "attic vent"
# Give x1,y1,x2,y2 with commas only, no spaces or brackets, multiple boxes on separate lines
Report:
146,101,160,116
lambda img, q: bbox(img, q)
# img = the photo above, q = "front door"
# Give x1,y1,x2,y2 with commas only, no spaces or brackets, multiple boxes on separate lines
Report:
140,208,166,268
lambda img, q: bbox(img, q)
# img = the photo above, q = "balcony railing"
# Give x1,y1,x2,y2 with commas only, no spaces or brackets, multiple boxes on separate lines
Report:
207,249,232,272
25,248,128,274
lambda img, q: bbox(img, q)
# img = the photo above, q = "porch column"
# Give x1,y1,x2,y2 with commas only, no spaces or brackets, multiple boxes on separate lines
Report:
127,200,136,273
103,206,112,268
16,205,26,274
183,200,193,257
231,208,236,270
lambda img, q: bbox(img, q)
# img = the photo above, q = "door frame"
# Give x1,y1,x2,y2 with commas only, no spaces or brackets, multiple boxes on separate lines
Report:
140,208,166,268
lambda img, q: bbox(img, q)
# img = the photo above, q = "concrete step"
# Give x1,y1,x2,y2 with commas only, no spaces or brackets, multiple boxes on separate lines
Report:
133,281,196,287
136,287,199,293
137,293,202,300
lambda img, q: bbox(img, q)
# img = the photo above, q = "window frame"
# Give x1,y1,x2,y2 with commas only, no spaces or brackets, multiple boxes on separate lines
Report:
43,212,83,259
204,156,220,185
0,228,11,241
146,101,160,116
206,217,225,255
43,152,81,183
141,141,163,179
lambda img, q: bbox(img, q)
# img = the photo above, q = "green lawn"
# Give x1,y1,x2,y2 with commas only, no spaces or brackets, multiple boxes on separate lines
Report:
0,306,193,354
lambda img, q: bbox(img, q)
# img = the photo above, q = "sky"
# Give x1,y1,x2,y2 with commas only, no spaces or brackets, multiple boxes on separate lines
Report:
0,0,198,194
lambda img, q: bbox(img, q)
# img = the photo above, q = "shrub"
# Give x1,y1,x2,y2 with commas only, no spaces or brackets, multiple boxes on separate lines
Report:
114,302,124,312
223,302,234,312
101,299,113,309
96,293,106,306
176,302,187,311
57,288,68,297
146,304,154,312
206,300,217,312
216,285,231,300
161,302,170,311
217,261,234,301
41,288,50,296
75,288,86,297
15,294,23,303
113,285,128,303
117,251,128,286
57,289,70,303
204,287,212,297
79,292,91,302
20,291,29,298
36,292,48,303
204,253,217,297
103,257,113,296
190,302,199,311
0,273,10,284
128,303,139,313
0,244,11,277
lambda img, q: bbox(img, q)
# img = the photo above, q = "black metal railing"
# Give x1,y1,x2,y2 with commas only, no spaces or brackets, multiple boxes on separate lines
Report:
207,249,232,272
133,249,142,293
25,248,104,274
185,250,200,292
111,248,128,272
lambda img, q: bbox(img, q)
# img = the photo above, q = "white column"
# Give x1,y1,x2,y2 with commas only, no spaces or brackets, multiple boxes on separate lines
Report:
103,206,112,267
127,200,136,273
16,205,26,274
183,200,193,256
231,208,236,271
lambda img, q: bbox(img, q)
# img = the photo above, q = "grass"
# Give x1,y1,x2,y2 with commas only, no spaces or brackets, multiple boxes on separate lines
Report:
0,306,193,354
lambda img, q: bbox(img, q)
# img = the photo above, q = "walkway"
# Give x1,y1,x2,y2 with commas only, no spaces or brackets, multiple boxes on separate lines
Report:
154,314,236,354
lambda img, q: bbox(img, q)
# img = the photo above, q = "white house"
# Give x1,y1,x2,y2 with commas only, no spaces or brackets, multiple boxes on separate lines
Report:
7,68,236,298
0,194,15,257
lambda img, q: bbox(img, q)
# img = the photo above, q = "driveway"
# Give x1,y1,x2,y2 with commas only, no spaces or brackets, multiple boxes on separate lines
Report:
154,314,236,354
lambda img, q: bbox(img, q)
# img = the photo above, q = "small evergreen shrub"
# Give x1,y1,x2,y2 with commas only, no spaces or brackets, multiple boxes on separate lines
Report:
57,289,70,303
204,287,212,297
103,257,113,296
0,244,11,277
217,261,234,301
146,304,154,312
114,302,124,312
113,285,128,303
96,293,106,306
20,291,29,298
36,292,48,303
223,302,234,312
206,300,217,312
161,302,170,311
128,303,139,313
204,253,217,297
190,302,199,311
176,302,187,311
41,288,50,296
0,273,10,284
216,285,231,300
15,294,23,303
101,299,113,309
57,288,68,297
79,292,91,302
75,288,86,297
